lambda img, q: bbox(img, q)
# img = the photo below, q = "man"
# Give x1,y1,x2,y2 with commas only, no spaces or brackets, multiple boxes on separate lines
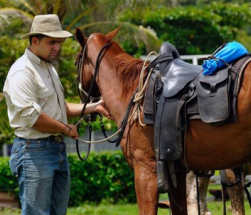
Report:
3,14,112,215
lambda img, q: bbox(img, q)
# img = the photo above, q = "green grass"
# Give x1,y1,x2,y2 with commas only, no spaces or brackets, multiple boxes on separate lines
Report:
0,204,170,215
67,203,168,215
1,200,250,215
1,182,250,215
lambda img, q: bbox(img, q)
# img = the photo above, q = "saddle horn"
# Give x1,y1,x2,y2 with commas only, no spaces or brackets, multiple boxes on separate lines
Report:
159,42,180,74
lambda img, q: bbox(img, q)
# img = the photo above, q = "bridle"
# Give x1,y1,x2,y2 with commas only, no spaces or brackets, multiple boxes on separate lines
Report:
75,35,100,103
75,35,118,161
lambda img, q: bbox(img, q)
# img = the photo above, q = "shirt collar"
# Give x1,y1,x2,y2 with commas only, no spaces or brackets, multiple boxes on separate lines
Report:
25,48,42,65
25,48,53,65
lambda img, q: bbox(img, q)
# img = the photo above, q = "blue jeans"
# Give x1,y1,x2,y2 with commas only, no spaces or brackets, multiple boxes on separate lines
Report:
9,137,71,215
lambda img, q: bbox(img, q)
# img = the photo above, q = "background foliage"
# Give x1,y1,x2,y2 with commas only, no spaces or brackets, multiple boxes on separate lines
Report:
118,3,251,55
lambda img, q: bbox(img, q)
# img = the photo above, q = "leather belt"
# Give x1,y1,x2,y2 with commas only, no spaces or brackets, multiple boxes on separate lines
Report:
16,135,64,143
46,135,64,143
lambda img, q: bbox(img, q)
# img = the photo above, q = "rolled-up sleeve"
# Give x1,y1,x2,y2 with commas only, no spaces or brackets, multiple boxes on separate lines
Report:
8,70,42,127
19,101,42,127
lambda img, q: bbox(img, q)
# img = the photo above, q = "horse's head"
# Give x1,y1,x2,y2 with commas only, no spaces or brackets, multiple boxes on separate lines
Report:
74,27,121,103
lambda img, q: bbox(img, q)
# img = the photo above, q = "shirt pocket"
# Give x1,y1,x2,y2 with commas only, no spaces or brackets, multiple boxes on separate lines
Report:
37,85,55,117
37,86,54,99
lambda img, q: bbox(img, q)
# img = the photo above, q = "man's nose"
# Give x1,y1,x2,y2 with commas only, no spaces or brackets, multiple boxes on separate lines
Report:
53,43,61,51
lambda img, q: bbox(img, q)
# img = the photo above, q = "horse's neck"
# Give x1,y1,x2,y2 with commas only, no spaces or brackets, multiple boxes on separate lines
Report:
99,65,137,125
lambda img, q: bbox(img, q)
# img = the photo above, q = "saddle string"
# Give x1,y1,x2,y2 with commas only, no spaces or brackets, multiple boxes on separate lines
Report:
132,51,158,126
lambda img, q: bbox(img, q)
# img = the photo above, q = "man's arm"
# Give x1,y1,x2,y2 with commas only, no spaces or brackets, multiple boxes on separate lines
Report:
33,100,113,139
66,100,113,120
33,112,78,138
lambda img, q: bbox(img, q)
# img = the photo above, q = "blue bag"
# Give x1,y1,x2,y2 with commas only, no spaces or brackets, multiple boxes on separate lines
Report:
202,41,249,75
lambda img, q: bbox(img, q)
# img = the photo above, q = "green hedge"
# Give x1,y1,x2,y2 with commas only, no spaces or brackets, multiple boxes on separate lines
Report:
0,151,136,206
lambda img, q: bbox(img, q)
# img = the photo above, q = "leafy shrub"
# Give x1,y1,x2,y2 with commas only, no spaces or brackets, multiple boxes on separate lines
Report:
0,157,17,193
68,151,136,206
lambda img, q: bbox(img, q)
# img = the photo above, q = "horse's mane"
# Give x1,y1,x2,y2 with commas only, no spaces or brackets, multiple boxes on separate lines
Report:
88,33,148,98
110,42,146,97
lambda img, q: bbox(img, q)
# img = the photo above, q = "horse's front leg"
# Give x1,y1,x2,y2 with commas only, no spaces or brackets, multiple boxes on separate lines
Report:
134,161,158,215
121,138,158,214
121,124,158,214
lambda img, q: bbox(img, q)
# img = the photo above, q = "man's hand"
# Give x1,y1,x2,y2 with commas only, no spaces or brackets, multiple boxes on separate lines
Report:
94,100,114,121
63,124,79,139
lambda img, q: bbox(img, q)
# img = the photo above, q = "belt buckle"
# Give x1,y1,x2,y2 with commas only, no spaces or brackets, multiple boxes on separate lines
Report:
56,135,63,143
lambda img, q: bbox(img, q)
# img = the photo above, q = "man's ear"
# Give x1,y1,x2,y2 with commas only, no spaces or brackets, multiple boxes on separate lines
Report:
31,36,39,46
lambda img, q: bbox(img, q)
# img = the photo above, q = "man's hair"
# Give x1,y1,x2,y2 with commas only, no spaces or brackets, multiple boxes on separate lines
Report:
29,34,47,45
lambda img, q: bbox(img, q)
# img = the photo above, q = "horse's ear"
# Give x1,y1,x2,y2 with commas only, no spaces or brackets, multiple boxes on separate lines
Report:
75,28,87,48
106,26,121,42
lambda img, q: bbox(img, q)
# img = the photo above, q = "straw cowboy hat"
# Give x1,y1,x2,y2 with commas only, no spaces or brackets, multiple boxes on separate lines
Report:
21,14,72,39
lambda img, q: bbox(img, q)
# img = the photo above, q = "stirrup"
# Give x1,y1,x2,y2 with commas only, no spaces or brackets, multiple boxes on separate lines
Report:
157,161,168,193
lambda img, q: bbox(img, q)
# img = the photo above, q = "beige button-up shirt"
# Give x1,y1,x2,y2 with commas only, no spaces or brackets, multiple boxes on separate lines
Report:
3,48,67,139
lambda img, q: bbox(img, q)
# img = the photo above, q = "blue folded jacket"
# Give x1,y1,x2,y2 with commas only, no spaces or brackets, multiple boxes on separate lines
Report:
202,41,249,75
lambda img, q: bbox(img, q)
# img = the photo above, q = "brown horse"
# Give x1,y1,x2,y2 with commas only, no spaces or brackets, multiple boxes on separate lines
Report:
74,27,251,215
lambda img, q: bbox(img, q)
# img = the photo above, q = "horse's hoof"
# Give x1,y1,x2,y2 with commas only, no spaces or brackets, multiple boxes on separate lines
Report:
157,200,170,208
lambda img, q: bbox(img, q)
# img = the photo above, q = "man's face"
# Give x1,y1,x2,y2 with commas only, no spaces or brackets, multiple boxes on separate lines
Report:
31,36,64,62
